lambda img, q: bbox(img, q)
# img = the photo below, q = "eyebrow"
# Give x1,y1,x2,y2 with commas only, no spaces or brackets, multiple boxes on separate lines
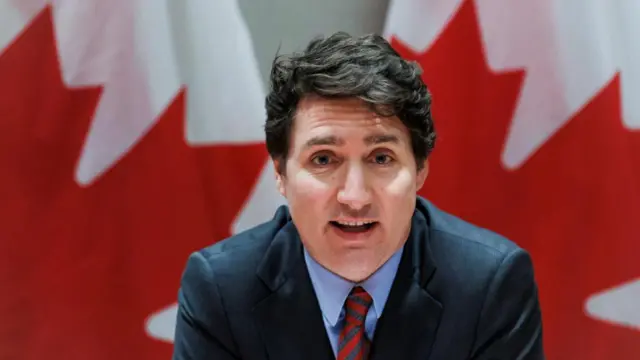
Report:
303,135,345,149
303,134,399,150
363,134,399,145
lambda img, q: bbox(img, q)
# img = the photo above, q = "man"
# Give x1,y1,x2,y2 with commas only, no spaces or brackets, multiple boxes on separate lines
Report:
172,32,544,360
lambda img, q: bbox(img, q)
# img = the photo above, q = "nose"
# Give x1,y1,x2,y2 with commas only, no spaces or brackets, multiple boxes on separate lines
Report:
337,162,372,210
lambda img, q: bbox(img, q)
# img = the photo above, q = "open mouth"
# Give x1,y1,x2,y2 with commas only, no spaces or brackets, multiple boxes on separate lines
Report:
329,220,378,233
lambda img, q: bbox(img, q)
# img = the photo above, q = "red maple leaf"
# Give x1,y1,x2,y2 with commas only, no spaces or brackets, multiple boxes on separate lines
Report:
391,0,640,358
0,6,267,359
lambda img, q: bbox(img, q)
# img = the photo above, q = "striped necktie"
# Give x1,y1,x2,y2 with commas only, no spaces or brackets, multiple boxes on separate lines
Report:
337,286,373,360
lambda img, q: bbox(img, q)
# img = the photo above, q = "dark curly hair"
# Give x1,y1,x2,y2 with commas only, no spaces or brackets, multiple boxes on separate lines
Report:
264,31,436,174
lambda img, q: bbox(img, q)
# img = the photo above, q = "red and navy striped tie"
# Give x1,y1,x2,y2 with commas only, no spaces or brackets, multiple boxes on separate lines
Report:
337,286,373,360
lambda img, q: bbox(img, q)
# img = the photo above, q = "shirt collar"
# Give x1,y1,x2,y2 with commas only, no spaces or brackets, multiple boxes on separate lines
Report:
303,246,404,327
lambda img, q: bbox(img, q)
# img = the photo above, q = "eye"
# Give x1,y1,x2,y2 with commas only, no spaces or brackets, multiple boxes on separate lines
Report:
371,153,394,165
310,153,336,166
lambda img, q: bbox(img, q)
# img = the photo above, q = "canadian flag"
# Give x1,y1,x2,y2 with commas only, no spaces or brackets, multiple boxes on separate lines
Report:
384,0,640,359
0,0,283,359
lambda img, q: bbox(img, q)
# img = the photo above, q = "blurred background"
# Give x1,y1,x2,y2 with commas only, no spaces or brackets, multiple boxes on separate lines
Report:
1,0,638,359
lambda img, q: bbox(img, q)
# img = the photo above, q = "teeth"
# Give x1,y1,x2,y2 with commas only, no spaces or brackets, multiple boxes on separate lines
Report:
336,220,374,227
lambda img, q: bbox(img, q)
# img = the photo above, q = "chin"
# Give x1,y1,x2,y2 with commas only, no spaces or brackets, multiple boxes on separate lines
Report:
333,262,378,283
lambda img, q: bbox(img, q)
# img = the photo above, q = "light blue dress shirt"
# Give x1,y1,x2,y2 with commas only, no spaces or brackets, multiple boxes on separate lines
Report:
303,247,404,357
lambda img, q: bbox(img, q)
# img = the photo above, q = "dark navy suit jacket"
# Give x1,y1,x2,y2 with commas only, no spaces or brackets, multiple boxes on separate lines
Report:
172,197,545,359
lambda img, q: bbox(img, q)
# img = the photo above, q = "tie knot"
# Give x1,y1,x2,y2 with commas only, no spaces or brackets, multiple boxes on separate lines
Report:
343,286,373,326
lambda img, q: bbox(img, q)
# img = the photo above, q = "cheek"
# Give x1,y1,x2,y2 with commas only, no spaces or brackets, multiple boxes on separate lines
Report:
378,170,416,236
287,172,334,231
289,171,333,203
382,168,416,199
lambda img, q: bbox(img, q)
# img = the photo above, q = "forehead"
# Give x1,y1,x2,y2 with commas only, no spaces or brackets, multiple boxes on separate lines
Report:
291,96,410,145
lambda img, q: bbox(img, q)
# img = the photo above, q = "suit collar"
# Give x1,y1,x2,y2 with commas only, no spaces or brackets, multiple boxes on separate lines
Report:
254,206,299,291
408,196,438,286
253,198,443,360
254,216,335,360
368,200,443,359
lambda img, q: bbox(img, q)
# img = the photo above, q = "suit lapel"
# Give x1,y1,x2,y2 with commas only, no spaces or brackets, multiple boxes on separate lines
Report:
253,221,334,360
369,207,443,360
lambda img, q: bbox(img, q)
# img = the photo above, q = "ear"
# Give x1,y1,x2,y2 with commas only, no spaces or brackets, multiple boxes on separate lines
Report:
416,159,429,190
273,159,286,197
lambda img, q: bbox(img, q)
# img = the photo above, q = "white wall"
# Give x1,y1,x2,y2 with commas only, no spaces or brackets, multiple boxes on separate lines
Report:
237,0,391,85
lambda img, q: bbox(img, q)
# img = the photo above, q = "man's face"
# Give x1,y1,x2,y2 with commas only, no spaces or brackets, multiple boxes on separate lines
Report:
274,95,428,282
